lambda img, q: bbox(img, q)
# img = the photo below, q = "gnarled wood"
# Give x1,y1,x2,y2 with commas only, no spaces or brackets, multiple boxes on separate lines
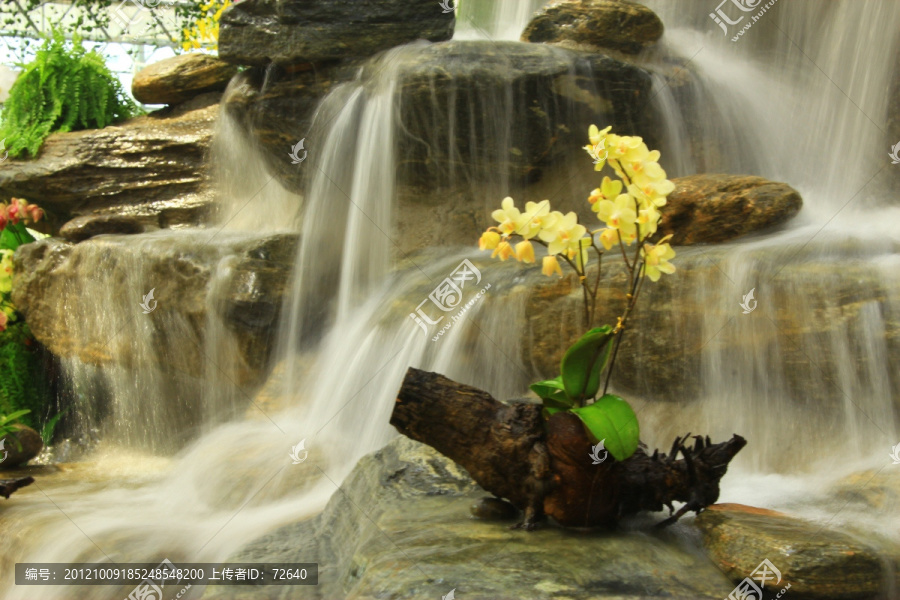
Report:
391,367,746,529
1,476,35,499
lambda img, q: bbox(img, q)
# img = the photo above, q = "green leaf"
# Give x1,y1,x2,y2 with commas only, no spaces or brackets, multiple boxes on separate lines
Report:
0,409,31,426
560,326,613,402
530,376,572,404
0,223,36,251
570,394,639,461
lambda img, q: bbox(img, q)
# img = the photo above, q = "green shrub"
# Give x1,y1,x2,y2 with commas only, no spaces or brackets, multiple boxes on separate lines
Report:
0,30,140,159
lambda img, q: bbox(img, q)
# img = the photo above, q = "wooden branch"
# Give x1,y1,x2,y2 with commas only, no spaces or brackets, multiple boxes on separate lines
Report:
391,368,745,529
1,476,34,499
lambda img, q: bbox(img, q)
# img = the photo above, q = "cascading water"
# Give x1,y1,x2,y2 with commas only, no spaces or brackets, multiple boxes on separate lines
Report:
3,1,900,598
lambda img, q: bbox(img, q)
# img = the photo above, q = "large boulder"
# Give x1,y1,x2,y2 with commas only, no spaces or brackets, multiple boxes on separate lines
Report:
695,503,885,599
522,0,664,54
218,0,455,67
394,41,657,189
659,174,803,244
200,436,738,599
132,53,237,105
11,232,298,389
0,93,219,227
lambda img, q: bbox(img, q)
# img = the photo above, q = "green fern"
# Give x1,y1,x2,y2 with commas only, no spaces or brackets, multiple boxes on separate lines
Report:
0,30,140,159
0,322,43,430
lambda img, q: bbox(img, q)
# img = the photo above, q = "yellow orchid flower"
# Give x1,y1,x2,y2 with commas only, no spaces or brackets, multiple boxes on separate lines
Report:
514,200,552,240
515,240,536,263
492,240,514,261
491,196,522,236
542,255,563,277
641,235,676,282
594,193,637,239
546,212,587,258
588,176,623,207
479,230,501,251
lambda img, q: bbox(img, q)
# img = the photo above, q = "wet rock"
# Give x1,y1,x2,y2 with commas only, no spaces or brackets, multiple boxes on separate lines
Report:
394,41,656,190
521,239,900,418
218,0,455,67
0,425,43,469
695,503,884,599
522,0,664,54
659,174,803,245
0,93,219,227
132,53,237,105
58,214,156,243
470,497,519,521
11,232,298,388
201,437,736,600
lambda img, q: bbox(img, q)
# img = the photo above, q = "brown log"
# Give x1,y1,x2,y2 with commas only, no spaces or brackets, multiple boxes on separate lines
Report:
391,367,746,529
0,476,34,499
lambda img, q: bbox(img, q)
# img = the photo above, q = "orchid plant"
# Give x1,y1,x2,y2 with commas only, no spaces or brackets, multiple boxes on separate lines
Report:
478,126,676,461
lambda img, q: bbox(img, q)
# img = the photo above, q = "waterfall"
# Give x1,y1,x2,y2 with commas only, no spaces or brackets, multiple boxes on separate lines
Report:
3,2,900,597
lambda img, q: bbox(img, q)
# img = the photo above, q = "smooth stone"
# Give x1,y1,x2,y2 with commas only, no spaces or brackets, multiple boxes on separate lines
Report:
659,174,803,245
132,53,237,105
695,503,884,599
218,0,454,66
58,214,156,243
522,0,664,55
0,425,43,469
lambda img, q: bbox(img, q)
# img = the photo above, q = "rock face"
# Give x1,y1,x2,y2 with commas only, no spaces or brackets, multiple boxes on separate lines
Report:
520,238,900,417
132,53,237,105
522,0,664,54
0,93,219,227
11,232,298,389
0,425,43,469
200,437,738,600
659,174,803,244
394,41,657,189
218,0,455,66
58,214,156,242
223,40,663,248
696,503,885,599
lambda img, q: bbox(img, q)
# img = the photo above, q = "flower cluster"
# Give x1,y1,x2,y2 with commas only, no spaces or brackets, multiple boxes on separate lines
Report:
0,198,43,230
182,0,231,51
478,125,676,283
0,198,44,333
0,250,14,331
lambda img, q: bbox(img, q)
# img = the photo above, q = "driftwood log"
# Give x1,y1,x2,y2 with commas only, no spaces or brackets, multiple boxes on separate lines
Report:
1,476,34,499
391,368,746,529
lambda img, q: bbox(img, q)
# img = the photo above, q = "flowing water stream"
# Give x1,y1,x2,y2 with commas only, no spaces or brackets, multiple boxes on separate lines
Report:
3,1,900,598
